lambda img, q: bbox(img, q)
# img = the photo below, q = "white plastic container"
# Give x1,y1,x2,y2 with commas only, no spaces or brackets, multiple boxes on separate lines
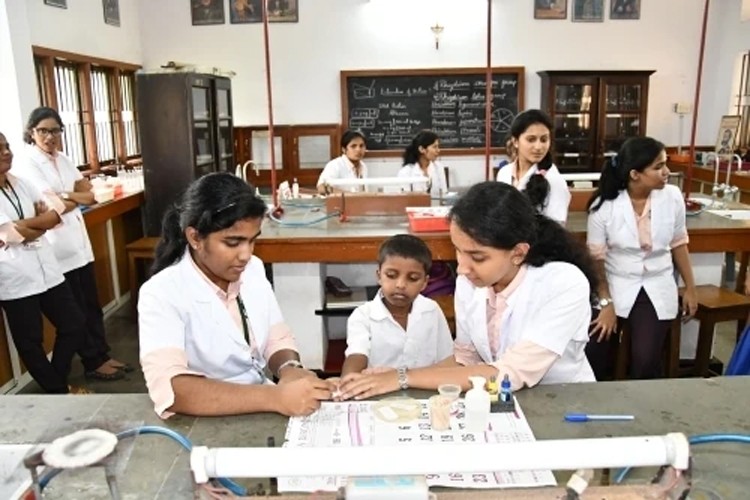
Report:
292,178,299,198
464,376,490,432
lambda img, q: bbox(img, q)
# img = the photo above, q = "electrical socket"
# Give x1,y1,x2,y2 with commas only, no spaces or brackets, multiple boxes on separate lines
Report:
673,102,692,114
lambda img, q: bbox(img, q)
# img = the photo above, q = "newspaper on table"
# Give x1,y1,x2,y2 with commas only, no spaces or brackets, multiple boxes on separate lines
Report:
278,398,556,492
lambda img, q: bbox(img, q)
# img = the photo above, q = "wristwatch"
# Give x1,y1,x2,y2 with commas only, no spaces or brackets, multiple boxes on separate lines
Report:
598,297,613,308
397,366,409,391
276,359,303,376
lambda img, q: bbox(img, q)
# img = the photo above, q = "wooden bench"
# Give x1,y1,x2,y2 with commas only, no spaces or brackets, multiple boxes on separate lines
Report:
680,285,750,377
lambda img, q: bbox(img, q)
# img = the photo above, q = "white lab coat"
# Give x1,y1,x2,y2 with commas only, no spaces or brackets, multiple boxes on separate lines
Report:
454,262,595,385
14,145,93,273
397,161,448,197
138,251,284,384
496,162,570,224
0,175,64,300
317,155,368,192
587,184,686,320
345,290,454,369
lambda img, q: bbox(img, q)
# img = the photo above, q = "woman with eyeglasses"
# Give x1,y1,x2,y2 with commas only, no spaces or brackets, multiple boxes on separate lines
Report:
139,172,332,418
15,107,130,381
0,131,89,394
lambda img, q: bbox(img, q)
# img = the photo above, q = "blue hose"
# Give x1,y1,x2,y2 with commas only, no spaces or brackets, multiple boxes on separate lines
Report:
39,425,247,496
614,433,750,484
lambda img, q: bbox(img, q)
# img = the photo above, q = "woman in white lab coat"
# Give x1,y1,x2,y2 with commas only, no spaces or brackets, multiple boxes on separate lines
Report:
16,107,128,381
316,130,367,195
496,110,571,224
337,182,597,400
139,172,332,418
0,131,87,394
586,137,698,379
397,130,448,197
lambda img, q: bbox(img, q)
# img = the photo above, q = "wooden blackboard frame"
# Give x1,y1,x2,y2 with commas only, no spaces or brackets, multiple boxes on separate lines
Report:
340,67,525,157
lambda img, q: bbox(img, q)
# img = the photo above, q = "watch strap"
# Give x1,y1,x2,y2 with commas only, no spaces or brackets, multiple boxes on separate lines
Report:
397,366,409,390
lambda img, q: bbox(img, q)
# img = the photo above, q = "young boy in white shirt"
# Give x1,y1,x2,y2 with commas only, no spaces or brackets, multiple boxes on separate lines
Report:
341,234,453,376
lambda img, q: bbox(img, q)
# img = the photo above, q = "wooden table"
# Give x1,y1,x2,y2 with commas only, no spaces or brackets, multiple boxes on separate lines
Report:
1,377,748,498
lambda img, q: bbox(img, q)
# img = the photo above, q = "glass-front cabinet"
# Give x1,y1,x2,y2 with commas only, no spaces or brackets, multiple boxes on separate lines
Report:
539,71,653,173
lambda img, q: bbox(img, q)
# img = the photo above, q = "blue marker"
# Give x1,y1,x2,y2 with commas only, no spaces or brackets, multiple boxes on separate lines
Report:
564,413,635,423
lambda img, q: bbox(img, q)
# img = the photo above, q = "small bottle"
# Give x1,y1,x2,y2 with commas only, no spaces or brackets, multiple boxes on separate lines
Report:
292,178,299,198
464,376,490,432
486,376,499,403
500,374,512,403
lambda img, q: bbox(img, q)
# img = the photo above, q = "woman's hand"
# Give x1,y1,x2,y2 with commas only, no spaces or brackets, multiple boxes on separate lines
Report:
338,370,399,401
274,377,331,417
34,201,49,216
681,287,698,320
589,306,617,342
74,178,93,192
278,366,317,384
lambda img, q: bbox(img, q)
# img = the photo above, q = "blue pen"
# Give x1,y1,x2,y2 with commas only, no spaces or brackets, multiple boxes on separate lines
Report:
565,413,635,422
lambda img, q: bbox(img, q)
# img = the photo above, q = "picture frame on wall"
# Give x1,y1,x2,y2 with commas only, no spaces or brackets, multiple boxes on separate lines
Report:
572,0,604,22
103,0,120,26
267,0,298,23
534,0,567,20
715,115,741,156
230,0,263,24
191,0,225,26
610,0,640,20
43,0,67,9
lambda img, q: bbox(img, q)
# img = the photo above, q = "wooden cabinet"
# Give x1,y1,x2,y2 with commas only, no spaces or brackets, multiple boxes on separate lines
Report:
137,73,234,235
234,124,340,188
538,70,654,173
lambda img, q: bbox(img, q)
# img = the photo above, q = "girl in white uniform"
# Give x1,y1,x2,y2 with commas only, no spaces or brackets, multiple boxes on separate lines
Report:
496,110,571,224
0,132,87,394
139,173,332,418
397,130,448,197
587,137,697,379
341,234,453,376
338,182,596,400
317,130,368,195
16,107,128,380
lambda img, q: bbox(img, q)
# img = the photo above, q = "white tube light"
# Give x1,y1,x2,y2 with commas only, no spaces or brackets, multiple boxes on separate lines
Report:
190,433,689,484
325,176,429,187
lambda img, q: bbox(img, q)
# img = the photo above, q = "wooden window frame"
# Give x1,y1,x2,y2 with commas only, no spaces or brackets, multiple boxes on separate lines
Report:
32,46,141,174
234,124,340,188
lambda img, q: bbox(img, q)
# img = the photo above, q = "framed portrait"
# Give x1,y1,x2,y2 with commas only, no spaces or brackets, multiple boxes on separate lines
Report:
43,0,67,8
534,0,567,20
715,115,741,156
103,0,120,27
610,0,640,20
191,0,225,26
230,0,263,23
267,0,298,23
572,0,603,22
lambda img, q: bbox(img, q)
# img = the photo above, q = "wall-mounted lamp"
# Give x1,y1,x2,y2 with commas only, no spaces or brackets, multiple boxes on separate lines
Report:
430,22,444,50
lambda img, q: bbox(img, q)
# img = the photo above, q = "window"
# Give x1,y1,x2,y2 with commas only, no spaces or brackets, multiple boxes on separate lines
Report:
33,46,141,172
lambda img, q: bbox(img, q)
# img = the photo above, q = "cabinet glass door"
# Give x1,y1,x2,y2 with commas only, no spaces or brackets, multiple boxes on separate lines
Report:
218,119,233,172
192,86,212,120
216,88,231,120
552,83,595,171
600,81,645,161
251,130,285,172
194,122,215,175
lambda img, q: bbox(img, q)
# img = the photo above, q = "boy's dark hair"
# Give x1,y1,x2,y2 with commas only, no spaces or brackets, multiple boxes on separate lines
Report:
377,234,432,275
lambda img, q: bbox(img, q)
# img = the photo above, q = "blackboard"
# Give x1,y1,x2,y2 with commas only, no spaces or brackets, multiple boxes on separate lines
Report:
341,67,524,153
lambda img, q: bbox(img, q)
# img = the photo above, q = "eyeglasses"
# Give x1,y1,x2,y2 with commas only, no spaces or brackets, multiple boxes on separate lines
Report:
34,127,64,137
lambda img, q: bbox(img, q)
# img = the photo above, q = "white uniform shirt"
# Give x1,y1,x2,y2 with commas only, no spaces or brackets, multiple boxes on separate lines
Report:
397,162,449,197
0,174,64,300
317,155,368,192
454,262,595,385
14,145,93,273
496,162,570,224
587,184,687,320
345,291,453,369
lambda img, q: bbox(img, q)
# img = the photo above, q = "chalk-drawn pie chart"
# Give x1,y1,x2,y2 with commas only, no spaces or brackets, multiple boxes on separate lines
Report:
491,108,515,134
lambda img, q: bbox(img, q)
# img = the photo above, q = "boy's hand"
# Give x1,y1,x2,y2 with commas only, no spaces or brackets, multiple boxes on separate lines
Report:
338,371,399,401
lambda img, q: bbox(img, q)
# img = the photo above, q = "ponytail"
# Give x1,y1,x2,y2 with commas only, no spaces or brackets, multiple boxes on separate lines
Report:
587,137,666,212
150,205,186,275
402,130,439,166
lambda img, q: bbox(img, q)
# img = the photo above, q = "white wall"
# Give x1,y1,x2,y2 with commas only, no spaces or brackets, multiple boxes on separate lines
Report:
27,0,142,64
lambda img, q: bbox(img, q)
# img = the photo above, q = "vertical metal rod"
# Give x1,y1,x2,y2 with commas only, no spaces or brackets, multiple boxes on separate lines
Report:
685,0,711,199
484,0,493,180
261,0,278,207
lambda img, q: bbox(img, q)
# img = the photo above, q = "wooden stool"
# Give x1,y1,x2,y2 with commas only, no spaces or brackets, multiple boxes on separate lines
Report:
125,237,159,317
680,285,750,377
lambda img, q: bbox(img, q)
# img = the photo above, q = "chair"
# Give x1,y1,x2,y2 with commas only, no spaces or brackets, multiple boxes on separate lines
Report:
568,188,596,212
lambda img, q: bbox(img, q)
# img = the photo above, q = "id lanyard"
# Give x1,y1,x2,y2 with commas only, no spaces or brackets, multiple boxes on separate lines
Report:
236,295,267,383
0,181,24,220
